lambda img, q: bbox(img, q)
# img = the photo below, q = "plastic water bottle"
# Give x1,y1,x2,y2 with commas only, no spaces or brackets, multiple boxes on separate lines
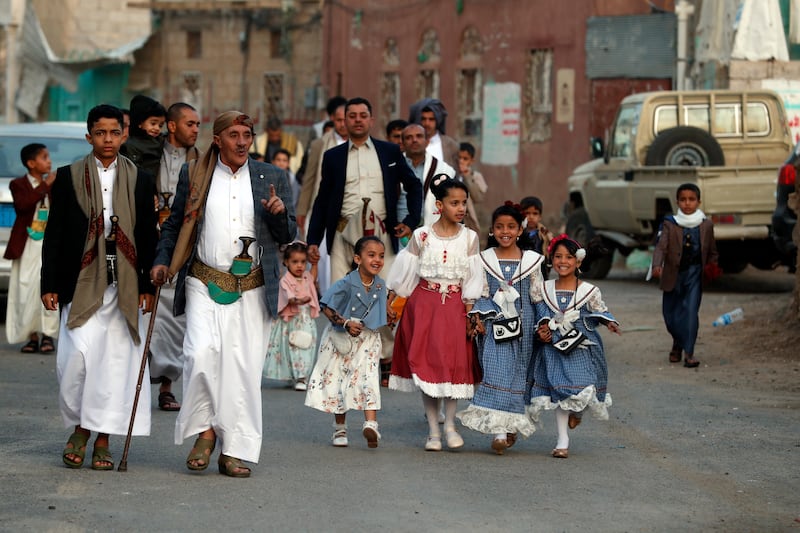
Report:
712,308,744,327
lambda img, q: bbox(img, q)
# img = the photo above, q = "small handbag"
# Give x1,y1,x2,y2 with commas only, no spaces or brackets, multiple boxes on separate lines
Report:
552,328,586,354
288,330,314,350
492,316,522,343
329,330,353,355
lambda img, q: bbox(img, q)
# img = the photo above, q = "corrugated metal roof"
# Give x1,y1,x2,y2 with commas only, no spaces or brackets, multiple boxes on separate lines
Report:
586,14,676,79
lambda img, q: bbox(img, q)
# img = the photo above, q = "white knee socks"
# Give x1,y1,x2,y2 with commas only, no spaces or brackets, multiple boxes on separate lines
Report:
422,394,441,436
555,407,570,449
443,398,458,430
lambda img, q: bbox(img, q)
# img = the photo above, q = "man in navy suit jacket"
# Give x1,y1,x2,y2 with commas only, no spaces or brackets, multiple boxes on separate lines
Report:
307,97,422,283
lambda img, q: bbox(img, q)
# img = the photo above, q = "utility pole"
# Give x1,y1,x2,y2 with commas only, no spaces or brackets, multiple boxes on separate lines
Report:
675,0,695,91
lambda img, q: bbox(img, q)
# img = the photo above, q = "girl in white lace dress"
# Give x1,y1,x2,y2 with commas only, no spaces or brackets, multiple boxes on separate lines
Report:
387,177,483,451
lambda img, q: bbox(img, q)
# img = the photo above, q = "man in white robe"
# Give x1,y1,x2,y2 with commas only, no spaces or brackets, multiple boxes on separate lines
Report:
151,111,296,478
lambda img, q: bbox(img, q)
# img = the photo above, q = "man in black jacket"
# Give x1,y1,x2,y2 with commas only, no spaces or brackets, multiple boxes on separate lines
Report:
307,97,422,281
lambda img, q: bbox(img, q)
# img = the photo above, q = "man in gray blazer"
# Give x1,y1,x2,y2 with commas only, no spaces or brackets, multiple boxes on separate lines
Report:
151,110,296,478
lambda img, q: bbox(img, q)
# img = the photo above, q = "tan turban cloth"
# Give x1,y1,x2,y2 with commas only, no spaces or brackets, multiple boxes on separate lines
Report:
168,111,254,276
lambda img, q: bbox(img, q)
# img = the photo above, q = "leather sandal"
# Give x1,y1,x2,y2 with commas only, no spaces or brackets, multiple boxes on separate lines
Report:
39,336,55,353
218,454,251,478
62,431,89,468
91,446,114,470
684,357,700,368
20,339,39,353
568,413,582,429
186,437,215,471
669,348,682,363
158,391,181,411
552,448,569,459
506,433,518,448
491,438,508,455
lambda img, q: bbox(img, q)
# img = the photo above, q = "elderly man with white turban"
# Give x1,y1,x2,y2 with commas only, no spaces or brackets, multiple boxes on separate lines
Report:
151,111,296,478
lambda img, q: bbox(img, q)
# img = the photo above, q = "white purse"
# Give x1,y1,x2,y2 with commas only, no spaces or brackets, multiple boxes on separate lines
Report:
288,330,314,350
329,330,353,355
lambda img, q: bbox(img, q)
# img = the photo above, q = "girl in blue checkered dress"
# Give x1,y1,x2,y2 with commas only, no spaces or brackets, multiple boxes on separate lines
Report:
530,235,621,459
457,203,544,455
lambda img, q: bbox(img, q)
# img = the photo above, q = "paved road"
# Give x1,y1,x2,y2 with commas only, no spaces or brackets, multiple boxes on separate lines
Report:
0,266,797,532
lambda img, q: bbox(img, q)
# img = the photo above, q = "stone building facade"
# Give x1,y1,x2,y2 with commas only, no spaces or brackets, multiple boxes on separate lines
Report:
128,0,323,144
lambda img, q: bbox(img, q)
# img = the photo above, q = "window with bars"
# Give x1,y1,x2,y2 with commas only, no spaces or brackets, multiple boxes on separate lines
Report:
416,69,439,100
381,72,400,119
180,71,202,112
186,30,202,59
523,49,553,142
263,73,284,119
457,68,482,138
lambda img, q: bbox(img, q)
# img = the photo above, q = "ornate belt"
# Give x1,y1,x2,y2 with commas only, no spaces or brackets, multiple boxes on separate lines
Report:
189,259,264,293
418,280,461,304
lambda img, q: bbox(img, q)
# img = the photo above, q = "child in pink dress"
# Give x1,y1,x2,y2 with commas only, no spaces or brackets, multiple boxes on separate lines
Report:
264,242,320,390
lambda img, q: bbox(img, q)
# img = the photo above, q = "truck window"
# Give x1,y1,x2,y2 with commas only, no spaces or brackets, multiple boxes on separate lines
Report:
685,105,710,131
654,102,770,138
654,106,678,133
745,102,769,136
714,105,738,136
654,104,712,133
609,103,641,158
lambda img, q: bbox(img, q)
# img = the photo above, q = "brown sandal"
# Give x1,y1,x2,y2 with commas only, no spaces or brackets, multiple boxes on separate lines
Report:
39,336,55,353
218,454,251,478
21,339,39,353
158,391,181,411
186,437,215,471
506,433,517,448
552,448,569,459
669,344,682,363
684,357,700,368
491,438,508,455
62,431,89,468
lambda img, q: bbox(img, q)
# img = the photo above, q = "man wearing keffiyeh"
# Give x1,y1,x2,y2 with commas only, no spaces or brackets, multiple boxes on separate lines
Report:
42,104,159,471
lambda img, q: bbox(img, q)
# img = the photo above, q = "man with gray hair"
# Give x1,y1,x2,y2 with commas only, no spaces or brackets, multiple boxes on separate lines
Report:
151,110,296,478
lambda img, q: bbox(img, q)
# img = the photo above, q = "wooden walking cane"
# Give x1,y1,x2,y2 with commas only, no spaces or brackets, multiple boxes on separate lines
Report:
118,279,162,472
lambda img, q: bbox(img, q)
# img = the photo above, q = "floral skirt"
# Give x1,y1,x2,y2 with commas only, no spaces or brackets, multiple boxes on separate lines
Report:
263,307,317,382
304,326,381,413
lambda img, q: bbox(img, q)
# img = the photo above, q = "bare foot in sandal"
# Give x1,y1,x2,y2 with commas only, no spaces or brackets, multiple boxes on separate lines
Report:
91,434,113,470
186,429,216,471
39,335,56,354
63,426,90,468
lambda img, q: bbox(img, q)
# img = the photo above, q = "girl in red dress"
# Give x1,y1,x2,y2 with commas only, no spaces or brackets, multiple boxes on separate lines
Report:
387,176,483,451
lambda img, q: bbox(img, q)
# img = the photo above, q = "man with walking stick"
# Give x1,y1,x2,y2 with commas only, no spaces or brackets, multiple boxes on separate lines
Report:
150,111,296,478
42,104,158,470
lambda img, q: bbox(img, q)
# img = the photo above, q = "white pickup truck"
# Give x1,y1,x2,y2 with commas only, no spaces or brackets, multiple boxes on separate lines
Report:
566,89,793,278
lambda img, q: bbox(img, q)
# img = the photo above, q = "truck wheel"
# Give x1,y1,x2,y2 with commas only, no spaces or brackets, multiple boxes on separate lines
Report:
566,207,595,246
718,255,748,274
565,208,614,279
582,246,614,279
644,126,725,166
